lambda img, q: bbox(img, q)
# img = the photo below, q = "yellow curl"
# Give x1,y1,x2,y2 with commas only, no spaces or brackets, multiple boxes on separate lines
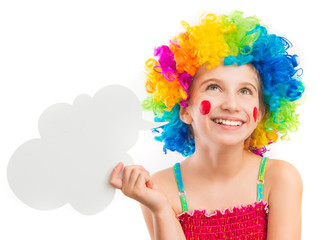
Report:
247,115,279,150
177,14,232,69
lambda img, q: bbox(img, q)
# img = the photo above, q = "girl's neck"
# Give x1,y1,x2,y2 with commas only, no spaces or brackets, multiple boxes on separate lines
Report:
186,141,250,182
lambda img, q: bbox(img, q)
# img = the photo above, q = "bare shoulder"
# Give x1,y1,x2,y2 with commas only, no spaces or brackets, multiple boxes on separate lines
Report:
266,158,303,188
150,165,176,188
266,158,303,213
150,165,180,211
265,159,303,238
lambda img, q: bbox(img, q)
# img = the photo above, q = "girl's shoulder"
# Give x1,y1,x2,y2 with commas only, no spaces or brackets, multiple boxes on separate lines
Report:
265,158,302,185
150,166,182,213
264,158,303,208
263,158,303,229
150,166,175,189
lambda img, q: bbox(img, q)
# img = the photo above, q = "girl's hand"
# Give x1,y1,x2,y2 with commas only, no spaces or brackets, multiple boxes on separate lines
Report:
109,162,169,213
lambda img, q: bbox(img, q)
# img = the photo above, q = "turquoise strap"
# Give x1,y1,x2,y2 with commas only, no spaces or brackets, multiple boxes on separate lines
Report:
173,163,188,212
257,157,268,201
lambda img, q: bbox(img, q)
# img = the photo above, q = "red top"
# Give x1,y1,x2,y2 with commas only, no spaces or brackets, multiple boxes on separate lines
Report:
176,200,269,240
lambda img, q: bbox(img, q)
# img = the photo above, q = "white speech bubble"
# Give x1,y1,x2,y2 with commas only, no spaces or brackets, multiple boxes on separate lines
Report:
7,84,164,215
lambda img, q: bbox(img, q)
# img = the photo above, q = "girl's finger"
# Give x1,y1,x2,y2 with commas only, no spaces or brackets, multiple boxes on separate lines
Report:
109,162,124,189
138,165,151,176
134,171,150,191
129,165,150,176
139,170,153,189
126,168,141,190
122,165,132,186
146,180,154,189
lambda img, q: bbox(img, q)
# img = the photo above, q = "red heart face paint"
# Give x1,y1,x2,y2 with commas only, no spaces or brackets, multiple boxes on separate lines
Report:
199,100,211,115
253,107,258,122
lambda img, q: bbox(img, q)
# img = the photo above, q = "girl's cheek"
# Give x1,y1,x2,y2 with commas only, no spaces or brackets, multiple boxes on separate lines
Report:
199,100,211,115
253,107,258,122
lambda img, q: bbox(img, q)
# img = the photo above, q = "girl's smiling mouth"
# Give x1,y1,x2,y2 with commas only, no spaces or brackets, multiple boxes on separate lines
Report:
211,117,245,128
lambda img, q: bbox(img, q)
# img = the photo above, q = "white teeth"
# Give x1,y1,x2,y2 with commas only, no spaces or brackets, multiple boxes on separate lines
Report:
213,119,243,126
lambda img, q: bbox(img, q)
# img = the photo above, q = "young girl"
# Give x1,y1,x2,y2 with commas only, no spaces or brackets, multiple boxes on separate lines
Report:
110,11,304,239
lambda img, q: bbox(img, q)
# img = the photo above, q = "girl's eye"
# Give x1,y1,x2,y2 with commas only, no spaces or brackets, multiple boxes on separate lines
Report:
240,88,252,95
207,84,221,91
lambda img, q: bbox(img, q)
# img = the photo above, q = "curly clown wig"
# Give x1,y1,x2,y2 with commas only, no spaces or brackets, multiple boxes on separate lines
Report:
141,10,305,157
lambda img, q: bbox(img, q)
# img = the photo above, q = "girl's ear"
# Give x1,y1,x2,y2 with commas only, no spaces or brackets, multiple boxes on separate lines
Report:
180,105,193,124
258,106,266,122
255,106,266,126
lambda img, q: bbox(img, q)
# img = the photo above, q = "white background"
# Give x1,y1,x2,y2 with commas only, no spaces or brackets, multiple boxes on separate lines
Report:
1,0,335,239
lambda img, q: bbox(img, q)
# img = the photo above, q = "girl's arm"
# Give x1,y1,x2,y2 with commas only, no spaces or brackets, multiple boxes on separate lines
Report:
140,171,186,240
266,160,303,240
141,203,186,240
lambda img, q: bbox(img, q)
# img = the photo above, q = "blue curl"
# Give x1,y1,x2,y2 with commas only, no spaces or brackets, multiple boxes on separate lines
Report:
152,104,195,157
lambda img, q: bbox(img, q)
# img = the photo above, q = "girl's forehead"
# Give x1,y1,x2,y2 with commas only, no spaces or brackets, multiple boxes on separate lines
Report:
193,63,259,86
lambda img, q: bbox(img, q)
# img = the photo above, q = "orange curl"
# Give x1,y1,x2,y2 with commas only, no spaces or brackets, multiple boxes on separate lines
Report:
170,35,199,76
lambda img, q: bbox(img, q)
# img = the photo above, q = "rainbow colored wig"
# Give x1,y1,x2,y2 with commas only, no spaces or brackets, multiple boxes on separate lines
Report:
142,10,305,157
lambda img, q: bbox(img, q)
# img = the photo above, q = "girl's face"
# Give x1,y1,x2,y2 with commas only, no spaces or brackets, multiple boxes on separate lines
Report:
180,63,264,147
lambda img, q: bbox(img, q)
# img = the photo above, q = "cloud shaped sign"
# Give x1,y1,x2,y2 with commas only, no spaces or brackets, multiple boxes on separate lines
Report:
7,85,158,215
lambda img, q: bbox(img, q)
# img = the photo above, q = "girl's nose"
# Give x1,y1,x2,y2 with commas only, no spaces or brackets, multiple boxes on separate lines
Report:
220,93,240,112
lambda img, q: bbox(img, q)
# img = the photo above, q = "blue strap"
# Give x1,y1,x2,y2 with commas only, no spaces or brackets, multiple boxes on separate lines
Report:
257,157,268,202
173,163,188,212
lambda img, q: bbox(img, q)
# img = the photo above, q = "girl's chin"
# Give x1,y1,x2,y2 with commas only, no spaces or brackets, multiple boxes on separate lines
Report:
209,130,254,146
207,138,246,148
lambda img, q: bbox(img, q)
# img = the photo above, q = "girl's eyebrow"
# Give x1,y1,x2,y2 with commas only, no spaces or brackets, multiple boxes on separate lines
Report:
200,78,258,92
240,82,258,92
199,78,221,87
